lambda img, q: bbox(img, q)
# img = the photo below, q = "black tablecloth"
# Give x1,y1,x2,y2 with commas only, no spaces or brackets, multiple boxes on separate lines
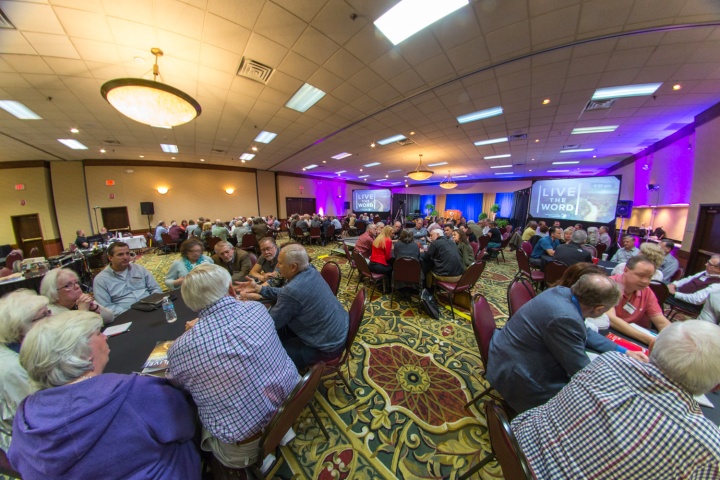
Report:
104,296,195,374
0,259,85,296
597,259,618,275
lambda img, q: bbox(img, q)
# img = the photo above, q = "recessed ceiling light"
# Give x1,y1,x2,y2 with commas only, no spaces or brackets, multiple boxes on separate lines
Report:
160,144,178,153
370,142,376,148
428,161,448,167
0,100,42,120
57,138,88,149
359,168,363,171
528,169,533,172
490,165,512,169
593,155,597,158
591,83,662,100
134,56,145,64
139,155,144,158
358,175,369,178
673,84,682,91
409,131,415,135
70,128,79,133
495,172,513,175
239,153,255,160
548,169,570,173
100,149,106,153
374,0,469,45
552,161,580,165
377,134,406,145
336,170,346,174
571,126,618,134
332,152,352,160
455,175,468,178
200,158,204,162
241,160,246,163
304,164,318,170
285,83,326,112
560,148,594,153
474,137,508,146
171,157,175,160
484,154,511,159
457,106,503,124
254,131,277,143
535,139,539,143
322,160,327,163
251,146,258,151
364,162,381,167
542,99,550,105
531,158,535,161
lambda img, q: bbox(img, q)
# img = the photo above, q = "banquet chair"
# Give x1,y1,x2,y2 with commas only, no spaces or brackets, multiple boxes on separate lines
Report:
475,247,487,262
239,233,258,254
520,241,533,258
206,236,221,254
470,241,479,258
309,227,322,246
320,261,342,296
324,225,336,245
459,402,536,480
487,235,511,264
352,251,385,300
390,257,423,307
434,261,486,319
507,277,536,318
595,243,607,258
247,253,257,268
4,251,22,271
293,227,307,245
514,248,544,291
160,233,178,253
581,244,597,258
342,242,357,286
670,266,684,283
0,448,21,479
248,363,329,480
464,294,502,410
649,281,669,308
322,288,365,399
543,261,568,288
478,235,491,250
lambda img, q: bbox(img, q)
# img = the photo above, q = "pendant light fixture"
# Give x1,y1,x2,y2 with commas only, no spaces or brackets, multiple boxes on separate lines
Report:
439,171,458,189
407,154,434,181
101,48,201,128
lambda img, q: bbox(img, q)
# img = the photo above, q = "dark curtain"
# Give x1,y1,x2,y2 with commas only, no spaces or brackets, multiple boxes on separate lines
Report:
510,188,531,228
392,193,420,220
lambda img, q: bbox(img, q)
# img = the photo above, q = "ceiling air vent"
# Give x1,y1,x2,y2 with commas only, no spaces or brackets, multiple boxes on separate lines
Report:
562,144,580,149
211,148,225,154
103,139,121,146
0,9,15,29
397,138,415,146
509,134,527,141
237,57,273,84
584,99,615,112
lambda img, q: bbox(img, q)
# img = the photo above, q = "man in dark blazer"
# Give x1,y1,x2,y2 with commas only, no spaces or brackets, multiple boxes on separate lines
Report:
553,230,593,266
212,241,253,282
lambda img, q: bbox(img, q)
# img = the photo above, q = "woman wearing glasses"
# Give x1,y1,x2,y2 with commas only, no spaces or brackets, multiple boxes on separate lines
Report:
40,268,114,324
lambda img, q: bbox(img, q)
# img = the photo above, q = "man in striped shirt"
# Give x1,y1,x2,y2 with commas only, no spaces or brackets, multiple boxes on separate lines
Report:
512,320,720,479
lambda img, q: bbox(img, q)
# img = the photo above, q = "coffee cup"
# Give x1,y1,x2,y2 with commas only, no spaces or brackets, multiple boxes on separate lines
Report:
601,253,608,261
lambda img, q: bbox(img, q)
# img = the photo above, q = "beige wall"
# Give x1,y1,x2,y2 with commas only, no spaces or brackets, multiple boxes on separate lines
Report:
687,115,720,250
256,171,277,217
84,165,259,230
399,180,532,196
51,161,92,247
0,166,59,245
622,206,688,244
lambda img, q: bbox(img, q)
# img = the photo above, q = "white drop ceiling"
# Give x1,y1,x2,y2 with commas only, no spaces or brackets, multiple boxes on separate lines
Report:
0,0,719,187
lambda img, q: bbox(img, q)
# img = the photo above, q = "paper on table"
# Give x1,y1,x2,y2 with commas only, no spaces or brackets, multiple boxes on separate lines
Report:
695,394,714,408
629,323,657,338
103,322,131,337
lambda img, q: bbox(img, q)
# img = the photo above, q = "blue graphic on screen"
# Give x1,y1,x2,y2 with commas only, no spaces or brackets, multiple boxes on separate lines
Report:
352,189,391,213
529,176,621,223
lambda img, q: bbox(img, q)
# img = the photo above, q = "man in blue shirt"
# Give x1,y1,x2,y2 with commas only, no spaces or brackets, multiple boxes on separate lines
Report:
530,226,562,267
154,221,168,243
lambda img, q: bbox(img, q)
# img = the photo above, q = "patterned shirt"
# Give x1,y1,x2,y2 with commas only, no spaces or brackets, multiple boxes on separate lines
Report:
512,352,720,479
167,296,298,443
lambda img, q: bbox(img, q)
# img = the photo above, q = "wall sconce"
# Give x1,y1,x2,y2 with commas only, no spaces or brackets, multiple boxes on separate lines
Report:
157,187,169,195
225,188,234,195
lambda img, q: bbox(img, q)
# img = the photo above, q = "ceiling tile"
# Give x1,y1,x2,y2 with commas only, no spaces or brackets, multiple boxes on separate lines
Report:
293,27,340,65
244,33,289,69
323,48,364,80
23,32,81,59
202,13,252,56
253,1,307,49
206,0,263,31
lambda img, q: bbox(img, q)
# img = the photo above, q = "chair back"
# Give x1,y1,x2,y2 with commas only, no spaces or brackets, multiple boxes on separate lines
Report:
392,257,422,284
529,235,541,247
257,363,325,461
469,241,479,258
345,287,366,355
649,281,670,306
161,233,175,244
507,277,536,318
520,241,532,257
543,261,568,287
320,261,342,295
326,225,336,238
581,244,597,258
475,247,486,261
247,252,257,267
595,243,607,257
310,227,322,238
352,250,373,278
0,267,12,278
342,242,356,267
471,294,497,365
356,221,367,235
478,235,491,249
484,402,537,479
515,248,532,278
5,252,22,269
670,266,684,283
500,235,511,248
293,227,304,238
455,261,487,291
241,233,257,249
206,236,221,252
280,220,288,232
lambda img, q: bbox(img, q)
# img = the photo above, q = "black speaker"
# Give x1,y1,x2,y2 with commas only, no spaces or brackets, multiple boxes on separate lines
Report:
140,202,154,215
343,202,350,209
616,200,633,218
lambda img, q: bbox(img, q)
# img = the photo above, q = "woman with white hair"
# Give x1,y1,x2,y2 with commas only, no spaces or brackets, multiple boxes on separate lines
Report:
40,268,113,323
0,289,50,452
8,311,200,480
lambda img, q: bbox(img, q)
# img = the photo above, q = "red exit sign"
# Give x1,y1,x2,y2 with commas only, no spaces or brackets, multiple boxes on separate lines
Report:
106,180,115,186
15,184,24,190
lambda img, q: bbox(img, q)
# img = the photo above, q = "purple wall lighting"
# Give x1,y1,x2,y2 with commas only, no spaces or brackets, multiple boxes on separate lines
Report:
633,136,693,206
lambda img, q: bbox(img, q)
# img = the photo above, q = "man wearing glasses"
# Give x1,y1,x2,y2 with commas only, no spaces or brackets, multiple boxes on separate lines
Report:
248,237,285,287
666,255,720,316
211,241,252,282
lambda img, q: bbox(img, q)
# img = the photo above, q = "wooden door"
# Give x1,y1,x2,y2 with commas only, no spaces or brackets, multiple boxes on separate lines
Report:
688,204,720,274
101,207,131,233
11,214,45,258
286,197,316,216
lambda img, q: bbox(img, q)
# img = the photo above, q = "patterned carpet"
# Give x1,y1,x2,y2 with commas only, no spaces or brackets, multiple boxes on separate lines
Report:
136,242,519,480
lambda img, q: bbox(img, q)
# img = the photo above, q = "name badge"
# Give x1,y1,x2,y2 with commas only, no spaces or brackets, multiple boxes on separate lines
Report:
623,302,637,315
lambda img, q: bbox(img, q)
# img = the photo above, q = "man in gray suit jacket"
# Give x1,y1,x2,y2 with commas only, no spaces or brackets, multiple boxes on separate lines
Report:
486,274,624,414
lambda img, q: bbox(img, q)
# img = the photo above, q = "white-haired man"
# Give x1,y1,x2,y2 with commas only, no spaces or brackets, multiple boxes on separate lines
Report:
512,320,720,478
666,254,720,316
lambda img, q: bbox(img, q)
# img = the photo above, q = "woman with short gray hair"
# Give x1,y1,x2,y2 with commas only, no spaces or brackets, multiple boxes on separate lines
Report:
40,268,113,323
0,289,49,451
8,311,200,479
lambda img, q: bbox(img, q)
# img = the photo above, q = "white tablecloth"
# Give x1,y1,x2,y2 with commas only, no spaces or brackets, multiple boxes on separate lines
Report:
110,236,147,249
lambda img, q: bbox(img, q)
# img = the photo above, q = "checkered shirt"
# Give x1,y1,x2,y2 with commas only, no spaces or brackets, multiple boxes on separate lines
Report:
168,296,298,443
511,352,720,479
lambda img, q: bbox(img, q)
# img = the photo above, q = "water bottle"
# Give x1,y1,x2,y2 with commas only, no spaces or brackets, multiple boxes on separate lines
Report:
162,296,177,323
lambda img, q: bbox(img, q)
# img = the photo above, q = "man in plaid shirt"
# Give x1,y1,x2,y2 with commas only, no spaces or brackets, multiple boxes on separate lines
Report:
512,320,720,479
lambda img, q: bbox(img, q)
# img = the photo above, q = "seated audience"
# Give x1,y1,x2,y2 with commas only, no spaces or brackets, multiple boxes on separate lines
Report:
411,218,429,244
521,221,537,242
93,242,162,316
41,268,113,323
9,311,200,479
211,220,229,242
237,244,348,369
560,226,574,244
248,237,284,287
658,239,680,282
212,241,252,282
535,221,548,237
423,229,464,288
574,223,583,231
168,264,298,469
486,274,624,414
666,254,720,315
552,229,592,266
598,225,612,248
443,224,455,238
452,229,474,269
200,221,213,242
530,226,562,267
99,227,111,243
74,229,89,248
391,221,403,240
393,229,422,261
165,238,214,290
154,221,168,243
296,215,310,238
611,235,640,262
330,216,342,231
607,255,671,345
458,223,477,243
698,290,720,324
234,220,251,243
486,221,503,257
586,226,599,245
512,320,720,479
168,220,185,241
466,220,483,240
612,242,664,281
0,290,49,452
185,220,199,238
369,225,394,278
251,217,268,241
353,224,377,259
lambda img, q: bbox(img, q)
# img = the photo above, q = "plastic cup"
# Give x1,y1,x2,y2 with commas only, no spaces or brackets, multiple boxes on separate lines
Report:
592,257,599,265
601,253,608,261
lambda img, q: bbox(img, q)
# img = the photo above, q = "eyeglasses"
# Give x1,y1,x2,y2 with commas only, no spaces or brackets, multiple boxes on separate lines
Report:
260,247,275,253
60,281,80,290
707,261,720,268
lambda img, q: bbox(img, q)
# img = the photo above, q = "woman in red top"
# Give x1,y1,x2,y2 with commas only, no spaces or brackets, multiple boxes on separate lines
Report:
369,225,394,278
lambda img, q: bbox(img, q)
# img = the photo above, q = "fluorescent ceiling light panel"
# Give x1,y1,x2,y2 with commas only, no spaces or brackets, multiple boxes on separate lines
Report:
331,152,352,160
591,83,662,100
0,100,42,120
495,172,513,175
548,169,570,173
484,154,511,159
474,137,508,146
388,169,402,173
57,139,88,150
457,106,503,124
285,83,326,112
304,164,318,170
428,162,448,167
358,175,369,178
239,153,255,160
571,126,618,134
364,162,381,167
377,134,406,145
455,175,468,178
374,0,469,45
335,170,346,174
160,144,178,153
254,131,277,143
490,165,512,169
560,148,594,153
552,161,579,165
